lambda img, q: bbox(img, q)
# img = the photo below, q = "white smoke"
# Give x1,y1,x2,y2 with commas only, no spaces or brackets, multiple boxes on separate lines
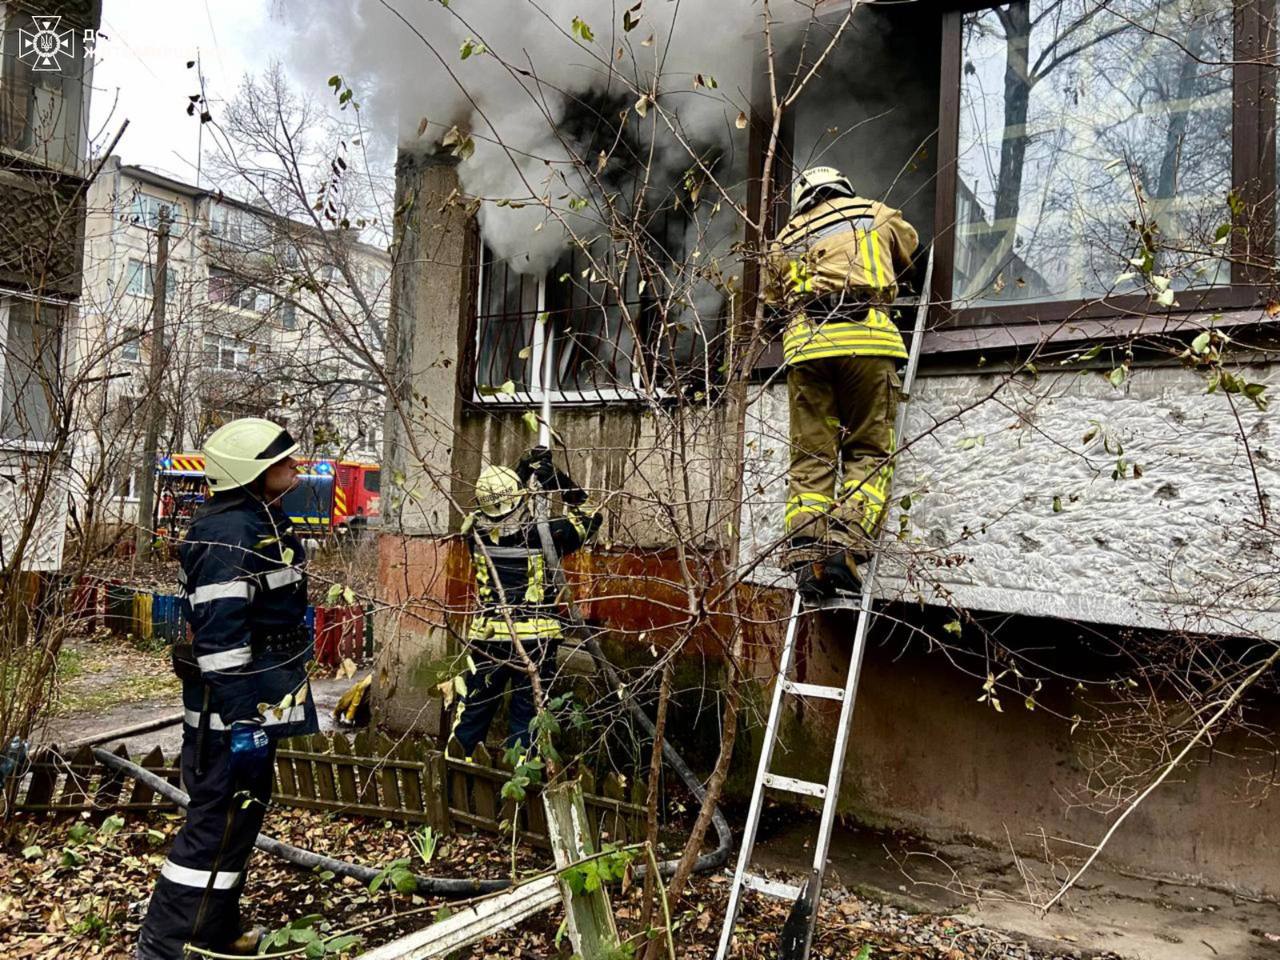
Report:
278,0,764,274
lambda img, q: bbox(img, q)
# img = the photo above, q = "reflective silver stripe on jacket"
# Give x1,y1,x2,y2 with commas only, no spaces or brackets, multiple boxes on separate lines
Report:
263,567,303,590
160,860,242,889
183,703,308,731
189,580,253,605
474,545,538,559
196,646,252,671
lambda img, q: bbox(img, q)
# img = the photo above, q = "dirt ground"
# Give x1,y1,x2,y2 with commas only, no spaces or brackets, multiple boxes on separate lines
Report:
20,632,1280,959
2,805,1134,960
752,811,1280,960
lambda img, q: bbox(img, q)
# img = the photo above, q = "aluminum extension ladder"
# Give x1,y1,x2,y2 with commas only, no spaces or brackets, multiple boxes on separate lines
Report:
715,248,933,960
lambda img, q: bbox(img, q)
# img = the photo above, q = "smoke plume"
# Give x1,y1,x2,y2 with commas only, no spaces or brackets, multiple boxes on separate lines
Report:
279,0,764,274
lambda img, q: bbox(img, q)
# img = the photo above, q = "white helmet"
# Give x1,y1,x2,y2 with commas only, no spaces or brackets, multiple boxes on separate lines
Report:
791,165,855,213
202,417,297,493
475,465,525,518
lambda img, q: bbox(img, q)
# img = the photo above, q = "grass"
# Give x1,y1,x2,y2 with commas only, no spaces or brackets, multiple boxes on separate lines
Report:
52,640,180,717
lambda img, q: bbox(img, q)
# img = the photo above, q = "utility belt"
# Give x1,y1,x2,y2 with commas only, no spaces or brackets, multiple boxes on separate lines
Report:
170,625,311,681
799,294,883,320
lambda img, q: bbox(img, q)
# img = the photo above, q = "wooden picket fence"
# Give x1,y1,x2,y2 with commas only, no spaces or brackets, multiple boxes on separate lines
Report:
11,733,649,851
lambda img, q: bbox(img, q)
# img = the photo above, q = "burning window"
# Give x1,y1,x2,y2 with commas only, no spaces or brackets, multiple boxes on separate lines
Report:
473,222,719,402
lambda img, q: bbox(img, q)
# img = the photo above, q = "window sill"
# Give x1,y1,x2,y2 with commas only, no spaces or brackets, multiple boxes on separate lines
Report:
922,305,1278,356
0,439,56,454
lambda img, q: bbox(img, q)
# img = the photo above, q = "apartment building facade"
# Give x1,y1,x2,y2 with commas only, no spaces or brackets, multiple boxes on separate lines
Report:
377,0,1280,897
0,0,99,570
73,157,390,528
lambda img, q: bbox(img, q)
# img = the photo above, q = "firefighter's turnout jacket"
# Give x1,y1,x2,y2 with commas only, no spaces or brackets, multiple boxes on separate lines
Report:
466,502,601,642
137,492,318,960
766,195,919,552
767,195,918,365
452,498,602,756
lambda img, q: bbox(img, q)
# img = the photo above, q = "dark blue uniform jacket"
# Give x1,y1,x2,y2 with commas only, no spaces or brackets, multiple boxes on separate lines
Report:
178,492,318,740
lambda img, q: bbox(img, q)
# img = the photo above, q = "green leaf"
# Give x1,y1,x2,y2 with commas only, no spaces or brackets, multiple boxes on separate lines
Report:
1107,366,1126,387
571,16,595,41
68,823,91,843
943,620,962,636
21,845,43,860
98,814,125,838
522,410,539,434
1052,495,1062,513
326,935,362,953
498,379,516,396
391,867,418,894
1191,331,1211,355
854,947,872,960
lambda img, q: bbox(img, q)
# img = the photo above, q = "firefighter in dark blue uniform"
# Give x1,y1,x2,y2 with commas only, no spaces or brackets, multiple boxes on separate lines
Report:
137,418,318,960
451,447,601,755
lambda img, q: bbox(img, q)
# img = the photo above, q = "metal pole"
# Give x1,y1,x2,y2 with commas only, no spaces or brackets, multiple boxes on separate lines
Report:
133,207,170,558
539,325,554,449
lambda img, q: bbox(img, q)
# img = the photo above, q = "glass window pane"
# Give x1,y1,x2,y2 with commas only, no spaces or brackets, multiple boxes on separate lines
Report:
1,300,59,442
955,0,1232,308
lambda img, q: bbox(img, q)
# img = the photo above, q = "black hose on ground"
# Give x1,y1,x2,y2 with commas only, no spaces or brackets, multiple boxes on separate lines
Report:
582,636,733,878
90,746,510,897
533,514,733,878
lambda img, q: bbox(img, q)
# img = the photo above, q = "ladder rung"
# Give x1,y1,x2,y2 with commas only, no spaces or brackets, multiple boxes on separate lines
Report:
762,773,827,798
741,871,802,901
781,680,844,701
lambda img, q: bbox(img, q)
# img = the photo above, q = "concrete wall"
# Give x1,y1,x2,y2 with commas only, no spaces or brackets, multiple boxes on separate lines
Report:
380,146,1280,897
741,364,1280,636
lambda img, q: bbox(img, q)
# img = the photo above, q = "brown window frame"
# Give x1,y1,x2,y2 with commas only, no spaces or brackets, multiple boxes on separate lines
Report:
932,0,1277,329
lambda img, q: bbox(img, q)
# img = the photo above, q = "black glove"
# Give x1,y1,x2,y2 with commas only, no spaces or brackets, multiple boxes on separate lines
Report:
516,446,553,484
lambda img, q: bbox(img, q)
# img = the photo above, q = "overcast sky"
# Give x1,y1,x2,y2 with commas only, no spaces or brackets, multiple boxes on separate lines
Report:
88,0,280,183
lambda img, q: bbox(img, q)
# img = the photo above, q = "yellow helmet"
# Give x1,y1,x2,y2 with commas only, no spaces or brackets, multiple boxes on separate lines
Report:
475,465,525,518
202,417,297,493
791,165,854,213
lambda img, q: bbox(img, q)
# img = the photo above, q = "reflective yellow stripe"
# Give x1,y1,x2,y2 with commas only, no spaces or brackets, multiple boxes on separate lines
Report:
841,479,888,504
869,231,888,287
783,314,908,364
785,492,834,525
857,229,874,283
468,616,562,640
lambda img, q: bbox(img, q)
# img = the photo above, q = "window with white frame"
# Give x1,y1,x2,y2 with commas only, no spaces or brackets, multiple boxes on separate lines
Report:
208,266,271,312
209,202,270,248
125,258,176,301
202,333,252,371
281,299,298,330
129,192,179,229
0,297,61,444
120,326,142,362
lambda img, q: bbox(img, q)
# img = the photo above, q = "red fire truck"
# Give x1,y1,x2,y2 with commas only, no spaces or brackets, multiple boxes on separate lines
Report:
155,454,381,533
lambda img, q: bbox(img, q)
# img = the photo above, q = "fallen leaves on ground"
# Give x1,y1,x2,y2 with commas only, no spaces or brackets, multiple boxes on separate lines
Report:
1,810,1122,959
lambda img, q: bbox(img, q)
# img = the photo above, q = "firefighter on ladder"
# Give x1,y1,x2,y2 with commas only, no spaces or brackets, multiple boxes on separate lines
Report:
767,166,919,599
137,418,317,960
450,447,601,756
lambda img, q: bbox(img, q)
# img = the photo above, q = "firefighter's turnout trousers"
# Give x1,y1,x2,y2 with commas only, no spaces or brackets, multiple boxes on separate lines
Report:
137,492,318,960
787,348,901,557
452,501,600,755
766,193,919,559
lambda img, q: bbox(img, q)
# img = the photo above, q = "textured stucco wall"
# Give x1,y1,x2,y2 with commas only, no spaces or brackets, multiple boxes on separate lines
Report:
742,363,1279,636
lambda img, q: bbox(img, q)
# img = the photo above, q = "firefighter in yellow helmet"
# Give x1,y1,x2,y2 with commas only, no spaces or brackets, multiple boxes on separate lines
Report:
451,447,601,755
766,166,919,598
